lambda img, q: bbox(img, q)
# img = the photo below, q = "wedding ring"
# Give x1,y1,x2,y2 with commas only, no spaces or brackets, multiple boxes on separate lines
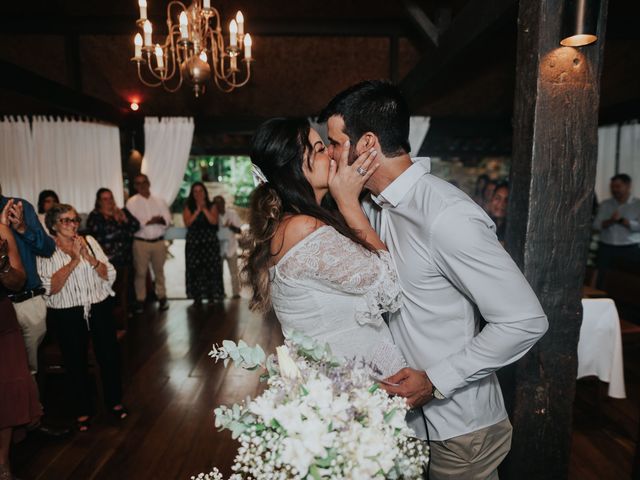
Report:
356,166,368,176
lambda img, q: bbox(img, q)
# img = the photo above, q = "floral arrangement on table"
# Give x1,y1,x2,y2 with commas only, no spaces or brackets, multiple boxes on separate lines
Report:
192,331,429,480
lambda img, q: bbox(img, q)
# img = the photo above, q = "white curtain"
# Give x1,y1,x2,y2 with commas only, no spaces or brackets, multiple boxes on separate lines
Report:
619,122,640,198
1,116,122,213
31,117,123,213
0,116,35,199
141,117,194,205
596,125,618,203
409,116,430,156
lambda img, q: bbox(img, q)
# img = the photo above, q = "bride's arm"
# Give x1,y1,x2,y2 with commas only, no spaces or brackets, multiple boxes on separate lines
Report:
328,143,386,251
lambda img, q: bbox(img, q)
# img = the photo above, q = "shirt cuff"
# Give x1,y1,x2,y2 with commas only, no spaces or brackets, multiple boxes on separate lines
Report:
426,359,466,399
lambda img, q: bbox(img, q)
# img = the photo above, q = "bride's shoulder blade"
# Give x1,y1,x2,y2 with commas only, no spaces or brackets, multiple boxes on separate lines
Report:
270,215,328,264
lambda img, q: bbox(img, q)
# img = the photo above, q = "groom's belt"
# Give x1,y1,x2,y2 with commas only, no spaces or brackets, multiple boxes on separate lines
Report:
134,236,164,243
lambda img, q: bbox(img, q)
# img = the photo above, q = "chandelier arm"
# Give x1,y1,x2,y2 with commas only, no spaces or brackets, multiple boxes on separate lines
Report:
213,74,236,93
136,62,162,87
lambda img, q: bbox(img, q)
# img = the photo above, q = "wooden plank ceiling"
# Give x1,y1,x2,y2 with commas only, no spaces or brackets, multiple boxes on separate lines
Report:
0,0,638,129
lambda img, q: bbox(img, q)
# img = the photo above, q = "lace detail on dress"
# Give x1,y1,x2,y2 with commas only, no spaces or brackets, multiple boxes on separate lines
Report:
276,226,402,326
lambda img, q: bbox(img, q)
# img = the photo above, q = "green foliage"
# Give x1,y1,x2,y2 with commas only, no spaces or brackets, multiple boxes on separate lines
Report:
170,155,255,212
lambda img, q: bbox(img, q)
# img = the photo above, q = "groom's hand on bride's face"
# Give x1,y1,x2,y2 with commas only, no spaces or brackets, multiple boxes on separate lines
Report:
381,368,434,408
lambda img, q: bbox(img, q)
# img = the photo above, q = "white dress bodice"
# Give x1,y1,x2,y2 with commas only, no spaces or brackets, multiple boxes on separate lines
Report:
269,225,406,377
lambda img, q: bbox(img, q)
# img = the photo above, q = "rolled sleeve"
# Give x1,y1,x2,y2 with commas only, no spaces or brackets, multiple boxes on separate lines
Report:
426,205,548,395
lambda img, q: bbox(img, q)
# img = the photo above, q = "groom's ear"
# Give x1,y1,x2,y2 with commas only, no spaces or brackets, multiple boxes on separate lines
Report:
357,132,377,152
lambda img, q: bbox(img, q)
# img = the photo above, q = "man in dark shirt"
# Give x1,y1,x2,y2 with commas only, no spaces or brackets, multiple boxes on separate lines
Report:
0,185,54,376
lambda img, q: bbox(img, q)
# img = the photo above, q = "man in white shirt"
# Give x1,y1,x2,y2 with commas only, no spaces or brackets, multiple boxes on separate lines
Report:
212,195,243,299
126,174,172,313
592,173,640,288
321,80,548,479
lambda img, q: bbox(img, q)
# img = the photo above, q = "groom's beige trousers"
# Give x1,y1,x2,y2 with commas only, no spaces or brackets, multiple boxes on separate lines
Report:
428,418,512,480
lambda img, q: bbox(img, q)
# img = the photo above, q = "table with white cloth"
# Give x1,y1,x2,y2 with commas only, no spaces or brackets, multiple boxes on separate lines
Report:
577,298,626,398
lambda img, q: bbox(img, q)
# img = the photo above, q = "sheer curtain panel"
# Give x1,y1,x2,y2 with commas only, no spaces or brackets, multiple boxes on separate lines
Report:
596,125,618,203
409,116,431,156
0,116,36,201
619,122,640,198
31,117,123,213
141,117,195,205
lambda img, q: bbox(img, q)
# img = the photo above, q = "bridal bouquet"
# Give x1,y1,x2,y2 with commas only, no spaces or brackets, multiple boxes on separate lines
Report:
193,332,429,480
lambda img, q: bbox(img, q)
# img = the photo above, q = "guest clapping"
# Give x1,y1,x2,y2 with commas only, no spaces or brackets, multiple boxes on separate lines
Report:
86,188,140,323
183,183,224,304
37,204,127,432
213,195,243,299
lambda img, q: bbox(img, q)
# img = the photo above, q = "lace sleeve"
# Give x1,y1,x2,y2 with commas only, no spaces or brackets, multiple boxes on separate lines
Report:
278,226,402,326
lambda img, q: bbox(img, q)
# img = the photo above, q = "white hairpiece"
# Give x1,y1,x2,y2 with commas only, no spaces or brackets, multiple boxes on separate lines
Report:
251,164,269,186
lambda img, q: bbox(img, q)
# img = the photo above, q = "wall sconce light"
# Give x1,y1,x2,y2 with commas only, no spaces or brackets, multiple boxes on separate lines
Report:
560,0,601,47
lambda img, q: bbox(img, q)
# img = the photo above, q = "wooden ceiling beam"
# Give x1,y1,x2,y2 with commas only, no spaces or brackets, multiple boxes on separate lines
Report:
400,0,517,108
0,59,125,124
0,16,411,37
403,0,440,47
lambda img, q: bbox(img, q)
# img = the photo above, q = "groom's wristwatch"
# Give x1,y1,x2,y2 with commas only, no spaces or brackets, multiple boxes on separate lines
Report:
431,384,445,400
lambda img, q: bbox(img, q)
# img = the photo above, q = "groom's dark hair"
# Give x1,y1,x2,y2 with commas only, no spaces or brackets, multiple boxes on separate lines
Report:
319,80,411,157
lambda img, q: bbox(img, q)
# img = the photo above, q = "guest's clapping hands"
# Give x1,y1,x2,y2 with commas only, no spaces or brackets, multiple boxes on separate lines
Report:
71,236,84,259
1,199,26,234
146,215,166,225
380,367,434,408
328,140,379,208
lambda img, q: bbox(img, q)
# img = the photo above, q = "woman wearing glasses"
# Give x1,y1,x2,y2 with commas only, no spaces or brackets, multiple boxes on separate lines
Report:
37,204,127,432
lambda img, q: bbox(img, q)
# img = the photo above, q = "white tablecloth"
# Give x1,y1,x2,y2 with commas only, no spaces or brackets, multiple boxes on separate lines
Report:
577,298,626,398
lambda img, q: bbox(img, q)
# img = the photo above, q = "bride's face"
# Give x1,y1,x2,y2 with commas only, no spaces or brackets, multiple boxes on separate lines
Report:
302,128,331,192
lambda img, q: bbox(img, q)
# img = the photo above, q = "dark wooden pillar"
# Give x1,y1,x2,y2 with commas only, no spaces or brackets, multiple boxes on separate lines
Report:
503,0,608,478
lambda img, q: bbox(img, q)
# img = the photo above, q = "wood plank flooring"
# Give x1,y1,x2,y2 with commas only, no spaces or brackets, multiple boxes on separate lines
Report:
11,300,639,479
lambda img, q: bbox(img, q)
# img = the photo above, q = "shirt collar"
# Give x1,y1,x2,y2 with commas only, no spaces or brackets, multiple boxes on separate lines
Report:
372,157,431,208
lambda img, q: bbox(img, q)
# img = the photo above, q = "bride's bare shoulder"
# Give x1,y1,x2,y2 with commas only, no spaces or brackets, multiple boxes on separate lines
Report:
270,215,327,263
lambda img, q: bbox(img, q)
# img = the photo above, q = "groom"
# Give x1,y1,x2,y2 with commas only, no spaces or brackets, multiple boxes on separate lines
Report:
320,80,548,479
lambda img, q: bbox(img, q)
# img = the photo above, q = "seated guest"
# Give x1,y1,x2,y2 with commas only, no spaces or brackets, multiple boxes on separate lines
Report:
183,183,224,304
126,174,172,313
37,204,127,432
593,173,640,288
86,188,140,322
37,190,60,229
0,224,42,480
488,181,509,244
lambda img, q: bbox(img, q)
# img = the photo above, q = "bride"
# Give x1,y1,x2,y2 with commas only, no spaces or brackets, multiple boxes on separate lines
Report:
242,117,406,379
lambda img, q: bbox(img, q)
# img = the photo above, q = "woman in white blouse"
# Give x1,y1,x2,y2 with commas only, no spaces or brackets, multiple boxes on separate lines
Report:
244,118,406,378
37,204,127,432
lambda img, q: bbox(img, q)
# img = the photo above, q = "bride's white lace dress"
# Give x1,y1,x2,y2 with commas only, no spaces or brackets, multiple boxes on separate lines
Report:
269,225,406,377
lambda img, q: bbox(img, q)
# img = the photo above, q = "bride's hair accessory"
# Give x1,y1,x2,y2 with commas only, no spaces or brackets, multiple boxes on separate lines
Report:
251,164,269,186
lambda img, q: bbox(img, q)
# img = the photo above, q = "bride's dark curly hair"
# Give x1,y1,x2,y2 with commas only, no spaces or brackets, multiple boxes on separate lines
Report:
243,117,375,312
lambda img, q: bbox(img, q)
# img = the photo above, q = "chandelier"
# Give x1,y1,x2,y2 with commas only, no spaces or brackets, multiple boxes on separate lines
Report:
131,0,253,97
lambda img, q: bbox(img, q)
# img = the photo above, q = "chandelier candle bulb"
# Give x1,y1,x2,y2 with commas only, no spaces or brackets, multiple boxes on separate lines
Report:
229,19,238,47
203,0,210,9
138,0,147,20
236,11,244,37
179,11,188,39
155,44,164,69
143,20,152,46
134,33,143,58
244,33,252,59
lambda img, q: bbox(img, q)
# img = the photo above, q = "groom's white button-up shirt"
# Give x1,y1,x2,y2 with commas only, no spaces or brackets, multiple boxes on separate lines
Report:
363,158,548,441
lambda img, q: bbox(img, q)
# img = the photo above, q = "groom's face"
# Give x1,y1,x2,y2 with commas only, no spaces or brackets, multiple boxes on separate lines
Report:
327,115,358,165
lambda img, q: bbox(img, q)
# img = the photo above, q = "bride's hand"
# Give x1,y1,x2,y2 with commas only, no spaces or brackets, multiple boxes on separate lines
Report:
328,140,379,209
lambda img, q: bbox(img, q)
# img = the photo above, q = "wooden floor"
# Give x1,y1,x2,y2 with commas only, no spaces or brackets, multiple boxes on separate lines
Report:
11,299,639,479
